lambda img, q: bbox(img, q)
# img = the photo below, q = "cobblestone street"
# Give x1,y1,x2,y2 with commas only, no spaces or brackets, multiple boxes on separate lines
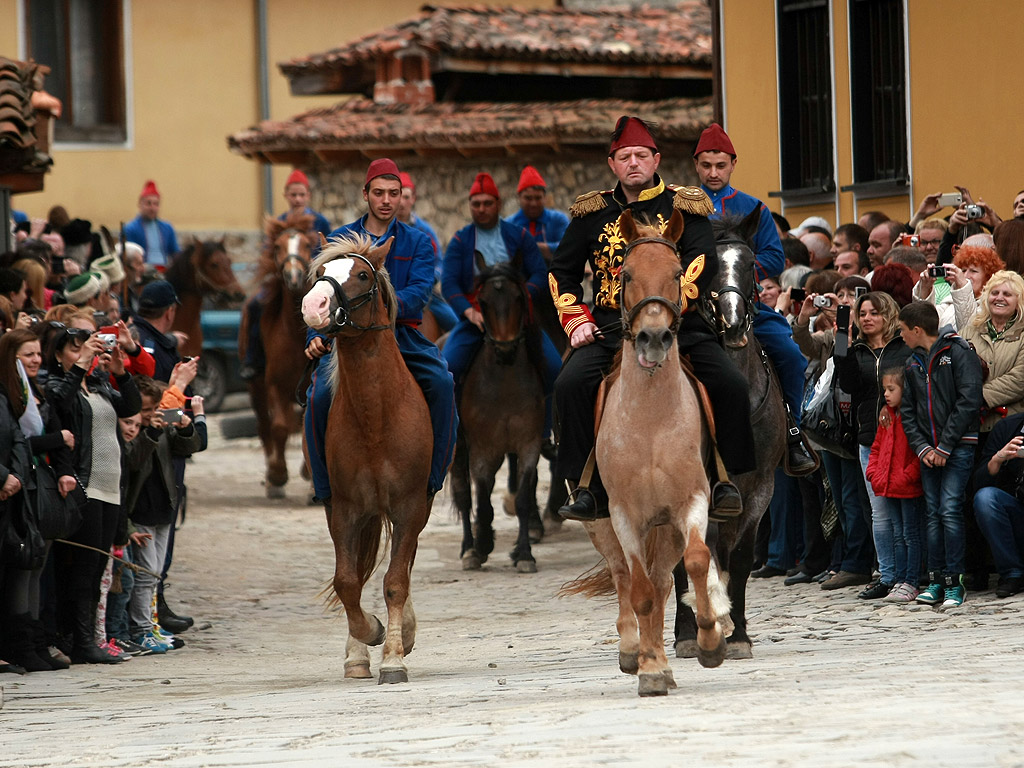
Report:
3,418,1023,768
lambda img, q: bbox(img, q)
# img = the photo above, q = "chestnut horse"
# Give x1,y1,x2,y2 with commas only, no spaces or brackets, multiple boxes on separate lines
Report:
166,239,246,359
239,214,318,497
564,209,730,697
673,209,786,660
300,233,432,685
452,253,544,574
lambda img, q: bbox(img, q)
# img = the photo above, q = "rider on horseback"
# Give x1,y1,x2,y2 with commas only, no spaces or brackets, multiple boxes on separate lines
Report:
441,172,564,443
692,124,816,474
303,159,458,504
551,116,754,521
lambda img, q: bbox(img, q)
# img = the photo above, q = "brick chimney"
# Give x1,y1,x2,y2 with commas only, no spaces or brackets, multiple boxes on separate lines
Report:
373,47,434,105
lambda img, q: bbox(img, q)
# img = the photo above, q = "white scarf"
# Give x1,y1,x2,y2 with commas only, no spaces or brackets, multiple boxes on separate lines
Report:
16,359,44,438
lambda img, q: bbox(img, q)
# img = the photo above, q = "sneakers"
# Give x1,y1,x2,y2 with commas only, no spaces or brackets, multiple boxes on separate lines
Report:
941,575,966,609
101,638,132,662
858,581,893,600
154,626,185,650
915,583,944,605
133,632,171,654
884,582,919,603
113,637,152,657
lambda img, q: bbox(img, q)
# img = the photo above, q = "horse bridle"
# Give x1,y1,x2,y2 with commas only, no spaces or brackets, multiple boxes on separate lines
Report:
618,236,684,342
278,231,311,280
313,254,391,334
714,240,761,339
478,267,528,357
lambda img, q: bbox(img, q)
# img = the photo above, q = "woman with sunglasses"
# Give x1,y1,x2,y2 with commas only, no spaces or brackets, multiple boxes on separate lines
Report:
44,313,140,664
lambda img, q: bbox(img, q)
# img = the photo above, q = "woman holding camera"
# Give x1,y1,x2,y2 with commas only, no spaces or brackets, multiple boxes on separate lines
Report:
914,245,1004,331
44,313,140,664
834,292,911,599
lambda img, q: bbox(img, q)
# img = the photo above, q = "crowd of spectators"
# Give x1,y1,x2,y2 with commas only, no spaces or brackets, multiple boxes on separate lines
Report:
754,186,1024,606
1,199,206,675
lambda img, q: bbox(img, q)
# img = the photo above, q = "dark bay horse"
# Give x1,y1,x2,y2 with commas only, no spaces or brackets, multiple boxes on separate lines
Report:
240,214,318,497
452,252,544,574
565,210,729,697
674,207,786,660
300,233,433,685
166,239,246,358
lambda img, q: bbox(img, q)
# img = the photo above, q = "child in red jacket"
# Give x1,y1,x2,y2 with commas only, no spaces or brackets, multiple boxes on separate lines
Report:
866,368,924,602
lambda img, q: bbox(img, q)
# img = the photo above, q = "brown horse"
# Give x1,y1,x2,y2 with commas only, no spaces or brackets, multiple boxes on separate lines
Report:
452,253,544,574
300,233,433,685
240,213,318,497
166,239,246,358
564,209,730,697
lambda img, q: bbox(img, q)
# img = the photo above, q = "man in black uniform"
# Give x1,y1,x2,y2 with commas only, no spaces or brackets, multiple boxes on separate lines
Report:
550,116,755,521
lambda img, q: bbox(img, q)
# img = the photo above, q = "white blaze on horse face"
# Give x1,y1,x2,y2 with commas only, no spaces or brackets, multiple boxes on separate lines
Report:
300,258,357,329
718,245,748,336
287,233,301,258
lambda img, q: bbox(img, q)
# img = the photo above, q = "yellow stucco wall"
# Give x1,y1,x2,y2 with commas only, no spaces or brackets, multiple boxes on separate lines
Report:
5,0,555,234
721,0,1024,231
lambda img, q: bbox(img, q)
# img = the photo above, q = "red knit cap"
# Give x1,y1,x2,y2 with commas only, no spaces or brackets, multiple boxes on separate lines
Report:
399,172,415,191
364,158,401,186
140,180,160,199
693,123,736,158
517,165,546,193
469,172,500,199
608,116,658,157
285,169,309,188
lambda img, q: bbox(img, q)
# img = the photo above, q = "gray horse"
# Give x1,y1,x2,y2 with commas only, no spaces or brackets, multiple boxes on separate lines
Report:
674,207,787,659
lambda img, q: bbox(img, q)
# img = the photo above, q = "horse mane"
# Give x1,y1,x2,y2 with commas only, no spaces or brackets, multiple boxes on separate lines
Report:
711,214,752,247
164,242,196,294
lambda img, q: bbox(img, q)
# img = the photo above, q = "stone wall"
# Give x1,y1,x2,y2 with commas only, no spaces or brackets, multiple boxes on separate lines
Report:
308,149,702,248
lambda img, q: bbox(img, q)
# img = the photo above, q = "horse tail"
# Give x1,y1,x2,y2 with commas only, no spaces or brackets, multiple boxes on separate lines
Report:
559,559,616,599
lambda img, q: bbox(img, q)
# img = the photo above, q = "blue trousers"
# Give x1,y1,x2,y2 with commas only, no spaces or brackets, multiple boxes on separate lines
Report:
974,487,1024,579
753,305,807,417
765,468,804,570
820,450,874,574
919,444,973,577
304,325,458,499
443,319,562,437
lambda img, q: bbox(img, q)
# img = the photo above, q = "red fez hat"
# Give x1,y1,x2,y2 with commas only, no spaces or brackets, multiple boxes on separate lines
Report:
285,169,310,188
364,158,401,186
693,123,736,158
399,172,415,191
140,180,160,199
469,172,500,199
608,116,658,157
516,166,546,193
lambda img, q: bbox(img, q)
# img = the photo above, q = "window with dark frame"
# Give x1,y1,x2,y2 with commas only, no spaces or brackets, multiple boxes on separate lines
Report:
776,0,834,195
849,0,908,186
26,0,127,144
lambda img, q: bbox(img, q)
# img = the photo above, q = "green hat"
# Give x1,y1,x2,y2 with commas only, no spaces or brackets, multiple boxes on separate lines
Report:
93,254,125,284
64,271,103,306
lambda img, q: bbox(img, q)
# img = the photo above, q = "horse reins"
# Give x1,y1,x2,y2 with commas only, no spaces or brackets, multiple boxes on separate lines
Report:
314,254,392,334
618,236,685,342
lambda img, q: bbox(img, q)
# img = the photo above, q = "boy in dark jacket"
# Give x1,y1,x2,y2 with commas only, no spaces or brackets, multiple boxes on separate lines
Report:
899,301,984,608
123,376,206,652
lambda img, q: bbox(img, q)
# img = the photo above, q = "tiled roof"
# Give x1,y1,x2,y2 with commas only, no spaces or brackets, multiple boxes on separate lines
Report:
228,96,712,161
280,3,711,92
0,57,57,181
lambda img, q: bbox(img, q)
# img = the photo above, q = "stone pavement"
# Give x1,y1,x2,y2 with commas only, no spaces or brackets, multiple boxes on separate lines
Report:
3,420,1023,768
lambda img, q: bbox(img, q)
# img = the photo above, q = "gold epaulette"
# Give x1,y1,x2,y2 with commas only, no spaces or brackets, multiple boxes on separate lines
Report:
569,190,610,218
670,185,714,217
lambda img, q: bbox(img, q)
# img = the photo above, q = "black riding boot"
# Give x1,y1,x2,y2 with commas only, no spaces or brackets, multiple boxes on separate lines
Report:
785,407,818,476
157,593,193,634
557,481,609,522
70,600,119,665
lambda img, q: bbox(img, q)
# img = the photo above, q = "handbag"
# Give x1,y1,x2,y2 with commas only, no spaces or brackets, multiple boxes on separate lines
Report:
801,358,857,460
28,460,83,541
0,491,46,570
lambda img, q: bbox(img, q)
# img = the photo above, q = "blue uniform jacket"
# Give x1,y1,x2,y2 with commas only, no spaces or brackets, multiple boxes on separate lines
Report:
702,183,784,282
506,208,570,254
125,216,179,262
307,215,434,345
279,207,331,240
442,220,547,318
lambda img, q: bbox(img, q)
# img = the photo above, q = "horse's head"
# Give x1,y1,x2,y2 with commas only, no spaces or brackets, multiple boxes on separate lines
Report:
474,251,529,365
188,239,246,304
266,214,317,294
712,207,762,349
617,208,687,372
301,233,396,336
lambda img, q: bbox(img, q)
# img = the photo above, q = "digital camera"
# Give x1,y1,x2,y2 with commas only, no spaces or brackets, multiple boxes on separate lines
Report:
812,295,832,309
899,234,919,247
965,204,985,220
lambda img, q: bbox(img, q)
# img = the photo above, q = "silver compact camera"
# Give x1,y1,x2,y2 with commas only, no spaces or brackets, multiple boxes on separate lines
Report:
812,295,832,309
965,204,985,220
